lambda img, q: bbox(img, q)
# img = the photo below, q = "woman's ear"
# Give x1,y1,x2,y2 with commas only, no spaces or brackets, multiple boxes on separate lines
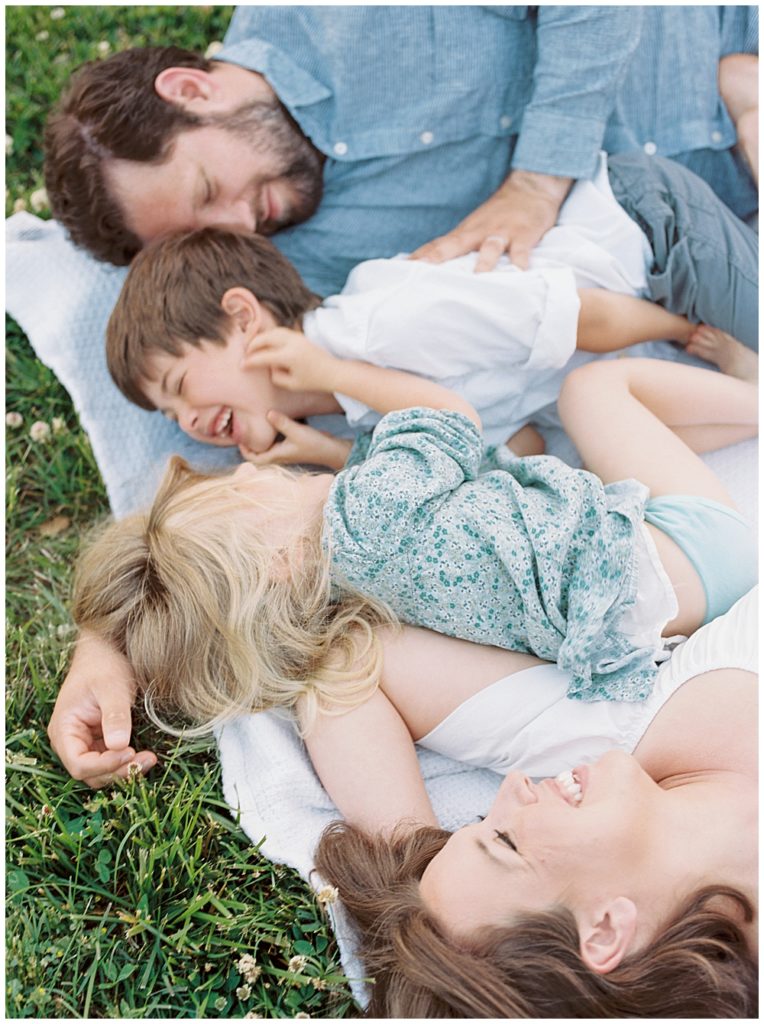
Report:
154,66,219,112
578,896,638,974
221,287,263,339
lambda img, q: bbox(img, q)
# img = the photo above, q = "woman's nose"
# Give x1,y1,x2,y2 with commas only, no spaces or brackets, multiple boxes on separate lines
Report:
488,771,538,819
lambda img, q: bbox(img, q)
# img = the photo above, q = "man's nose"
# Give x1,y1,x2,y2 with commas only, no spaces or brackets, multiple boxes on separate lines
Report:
206,198,257,233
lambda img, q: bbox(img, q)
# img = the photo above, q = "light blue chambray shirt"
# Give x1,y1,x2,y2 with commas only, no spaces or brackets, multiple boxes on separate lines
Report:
219,5,756,296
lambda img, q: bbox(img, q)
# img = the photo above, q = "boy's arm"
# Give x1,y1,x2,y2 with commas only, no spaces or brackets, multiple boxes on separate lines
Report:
576,288,694,353
243,327,482,430
302,687,438,834
47,630,157,788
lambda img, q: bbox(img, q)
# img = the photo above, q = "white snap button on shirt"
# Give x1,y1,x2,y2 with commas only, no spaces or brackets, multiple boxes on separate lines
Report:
500,115,513,129
711,130,723,143
419,130,434,145
643,141,657,155
333,141,348,156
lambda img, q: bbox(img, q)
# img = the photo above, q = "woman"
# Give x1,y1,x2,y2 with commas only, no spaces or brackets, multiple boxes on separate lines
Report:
310,587,758,1018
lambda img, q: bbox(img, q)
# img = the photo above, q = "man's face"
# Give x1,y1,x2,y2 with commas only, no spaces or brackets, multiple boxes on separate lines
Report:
105,99,324,242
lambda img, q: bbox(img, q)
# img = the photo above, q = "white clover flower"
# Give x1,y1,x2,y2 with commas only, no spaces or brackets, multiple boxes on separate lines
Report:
287,954,308,973
236,953,261,983
50,7,66,19
36,29,50,41
13,197,27,213
204,40,224,59
97,40,111,56
6,411,23,428
51,416,66,433
30,420,51,441
5,135,13,156
30,187,49,213
315,884,338,905
294,1014,311,1020
235,984,252,1000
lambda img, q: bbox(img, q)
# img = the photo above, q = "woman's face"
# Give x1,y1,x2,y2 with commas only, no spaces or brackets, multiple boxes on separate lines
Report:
420,750,660,936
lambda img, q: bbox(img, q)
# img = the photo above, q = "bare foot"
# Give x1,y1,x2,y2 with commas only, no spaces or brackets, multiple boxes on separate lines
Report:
506,423,546,457
686,325,758,382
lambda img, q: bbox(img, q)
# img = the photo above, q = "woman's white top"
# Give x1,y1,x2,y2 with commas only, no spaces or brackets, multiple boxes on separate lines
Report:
418,587,757,780
304,152,652,445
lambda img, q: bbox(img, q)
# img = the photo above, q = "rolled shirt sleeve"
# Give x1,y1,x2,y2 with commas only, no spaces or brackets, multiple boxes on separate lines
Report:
511,6,644,179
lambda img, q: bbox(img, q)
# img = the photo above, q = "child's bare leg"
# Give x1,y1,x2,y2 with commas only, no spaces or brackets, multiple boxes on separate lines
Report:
557,358,757,500
576,289,694,353
558,358,757,635
686,324,758,382
505,423,545,456
719,53,759,183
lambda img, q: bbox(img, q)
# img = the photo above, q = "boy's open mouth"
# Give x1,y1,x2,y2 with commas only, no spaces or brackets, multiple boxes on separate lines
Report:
212,408,234,439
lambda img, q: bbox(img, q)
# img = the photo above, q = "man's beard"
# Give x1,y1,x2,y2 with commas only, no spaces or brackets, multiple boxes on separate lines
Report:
207,99,325,233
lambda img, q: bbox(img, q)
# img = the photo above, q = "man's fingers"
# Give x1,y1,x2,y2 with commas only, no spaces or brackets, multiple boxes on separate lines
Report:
473,234,509,273
410,232,474,264
507,238,532,271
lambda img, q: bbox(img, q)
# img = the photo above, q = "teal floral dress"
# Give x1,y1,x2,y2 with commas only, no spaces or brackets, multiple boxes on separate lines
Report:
323,408,657,701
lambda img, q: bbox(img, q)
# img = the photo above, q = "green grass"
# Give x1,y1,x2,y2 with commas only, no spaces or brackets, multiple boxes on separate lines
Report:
6,7,357,1018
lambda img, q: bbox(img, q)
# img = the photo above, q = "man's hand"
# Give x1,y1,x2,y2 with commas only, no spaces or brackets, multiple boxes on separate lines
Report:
410,169,573,272
47,631,157,788
240,410,353,471
241,327,338,393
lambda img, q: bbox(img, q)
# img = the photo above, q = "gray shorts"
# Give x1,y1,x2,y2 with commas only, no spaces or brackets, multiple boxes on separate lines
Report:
608,152,758,351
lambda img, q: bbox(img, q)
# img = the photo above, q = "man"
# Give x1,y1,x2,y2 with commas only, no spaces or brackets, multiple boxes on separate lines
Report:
45,7,757,294
41,6,758,788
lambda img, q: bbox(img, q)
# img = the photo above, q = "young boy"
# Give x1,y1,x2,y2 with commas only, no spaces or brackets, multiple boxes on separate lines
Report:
106,155,757,470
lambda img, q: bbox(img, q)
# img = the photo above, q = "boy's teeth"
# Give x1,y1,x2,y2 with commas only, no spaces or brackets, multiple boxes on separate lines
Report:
555,769,583,804
217,409,232,436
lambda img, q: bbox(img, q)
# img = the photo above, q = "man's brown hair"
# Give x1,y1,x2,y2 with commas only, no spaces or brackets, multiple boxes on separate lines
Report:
315,821,758,1018
44,47,212,266
106,227,321,409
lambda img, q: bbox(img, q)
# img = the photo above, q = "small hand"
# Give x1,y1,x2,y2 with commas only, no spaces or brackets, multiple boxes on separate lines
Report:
240,410,353,471
47,632,158,789
241,327,337,393
410,169,572,272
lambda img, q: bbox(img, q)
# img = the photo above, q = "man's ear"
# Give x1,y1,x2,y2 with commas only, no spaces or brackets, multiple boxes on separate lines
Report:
221,287,263,338
154,66,220,112
578,897,638,975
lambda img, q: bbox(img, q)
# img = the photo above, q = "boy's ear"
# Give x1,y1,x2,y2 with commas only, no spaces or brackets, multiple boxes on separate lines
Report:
221,287,263,338
577,897,638,975
154,66,220,112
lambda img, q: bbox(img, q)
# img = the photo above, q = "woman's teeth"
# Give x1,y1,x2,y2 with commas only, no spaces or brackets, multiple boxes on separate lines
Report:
216,409,232,436
555,769,583,804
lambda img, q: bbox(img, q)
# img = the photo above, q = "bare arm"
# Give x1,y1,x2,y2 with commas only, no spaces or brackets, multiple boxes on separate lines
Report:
302,688,438,834
576,288,694,353
242,327,482,430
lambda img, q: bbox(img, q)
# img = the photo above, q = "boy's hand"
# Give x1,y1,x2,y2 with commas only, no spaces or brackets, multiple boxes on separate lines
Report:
242,327,338,393
240,410,353,471
47,632,158,789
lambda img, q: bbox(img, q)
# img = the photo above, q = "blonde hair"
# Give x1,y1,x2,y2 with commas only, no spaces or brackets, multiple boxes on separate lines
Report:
72,457,396,735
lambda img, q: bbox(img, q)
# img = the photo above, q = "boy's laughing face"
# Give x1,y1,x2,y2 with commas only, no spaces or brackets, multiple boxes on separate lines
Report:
140,332,283,455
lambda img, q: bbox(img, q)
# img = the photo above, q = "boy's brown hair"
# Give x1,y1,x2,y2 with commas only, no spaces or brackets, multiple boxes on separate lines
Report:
44,47,213,266
106,227,321,410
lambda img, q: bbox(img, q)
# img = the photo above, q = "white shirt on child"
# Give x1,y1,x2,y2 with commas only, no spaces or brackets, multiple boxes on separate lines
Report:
304,152,653,445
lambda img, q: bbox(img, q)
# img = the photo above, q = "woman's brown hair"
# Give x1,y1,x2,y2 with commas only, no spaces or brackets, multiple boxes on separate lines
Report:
315,821,758,1018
